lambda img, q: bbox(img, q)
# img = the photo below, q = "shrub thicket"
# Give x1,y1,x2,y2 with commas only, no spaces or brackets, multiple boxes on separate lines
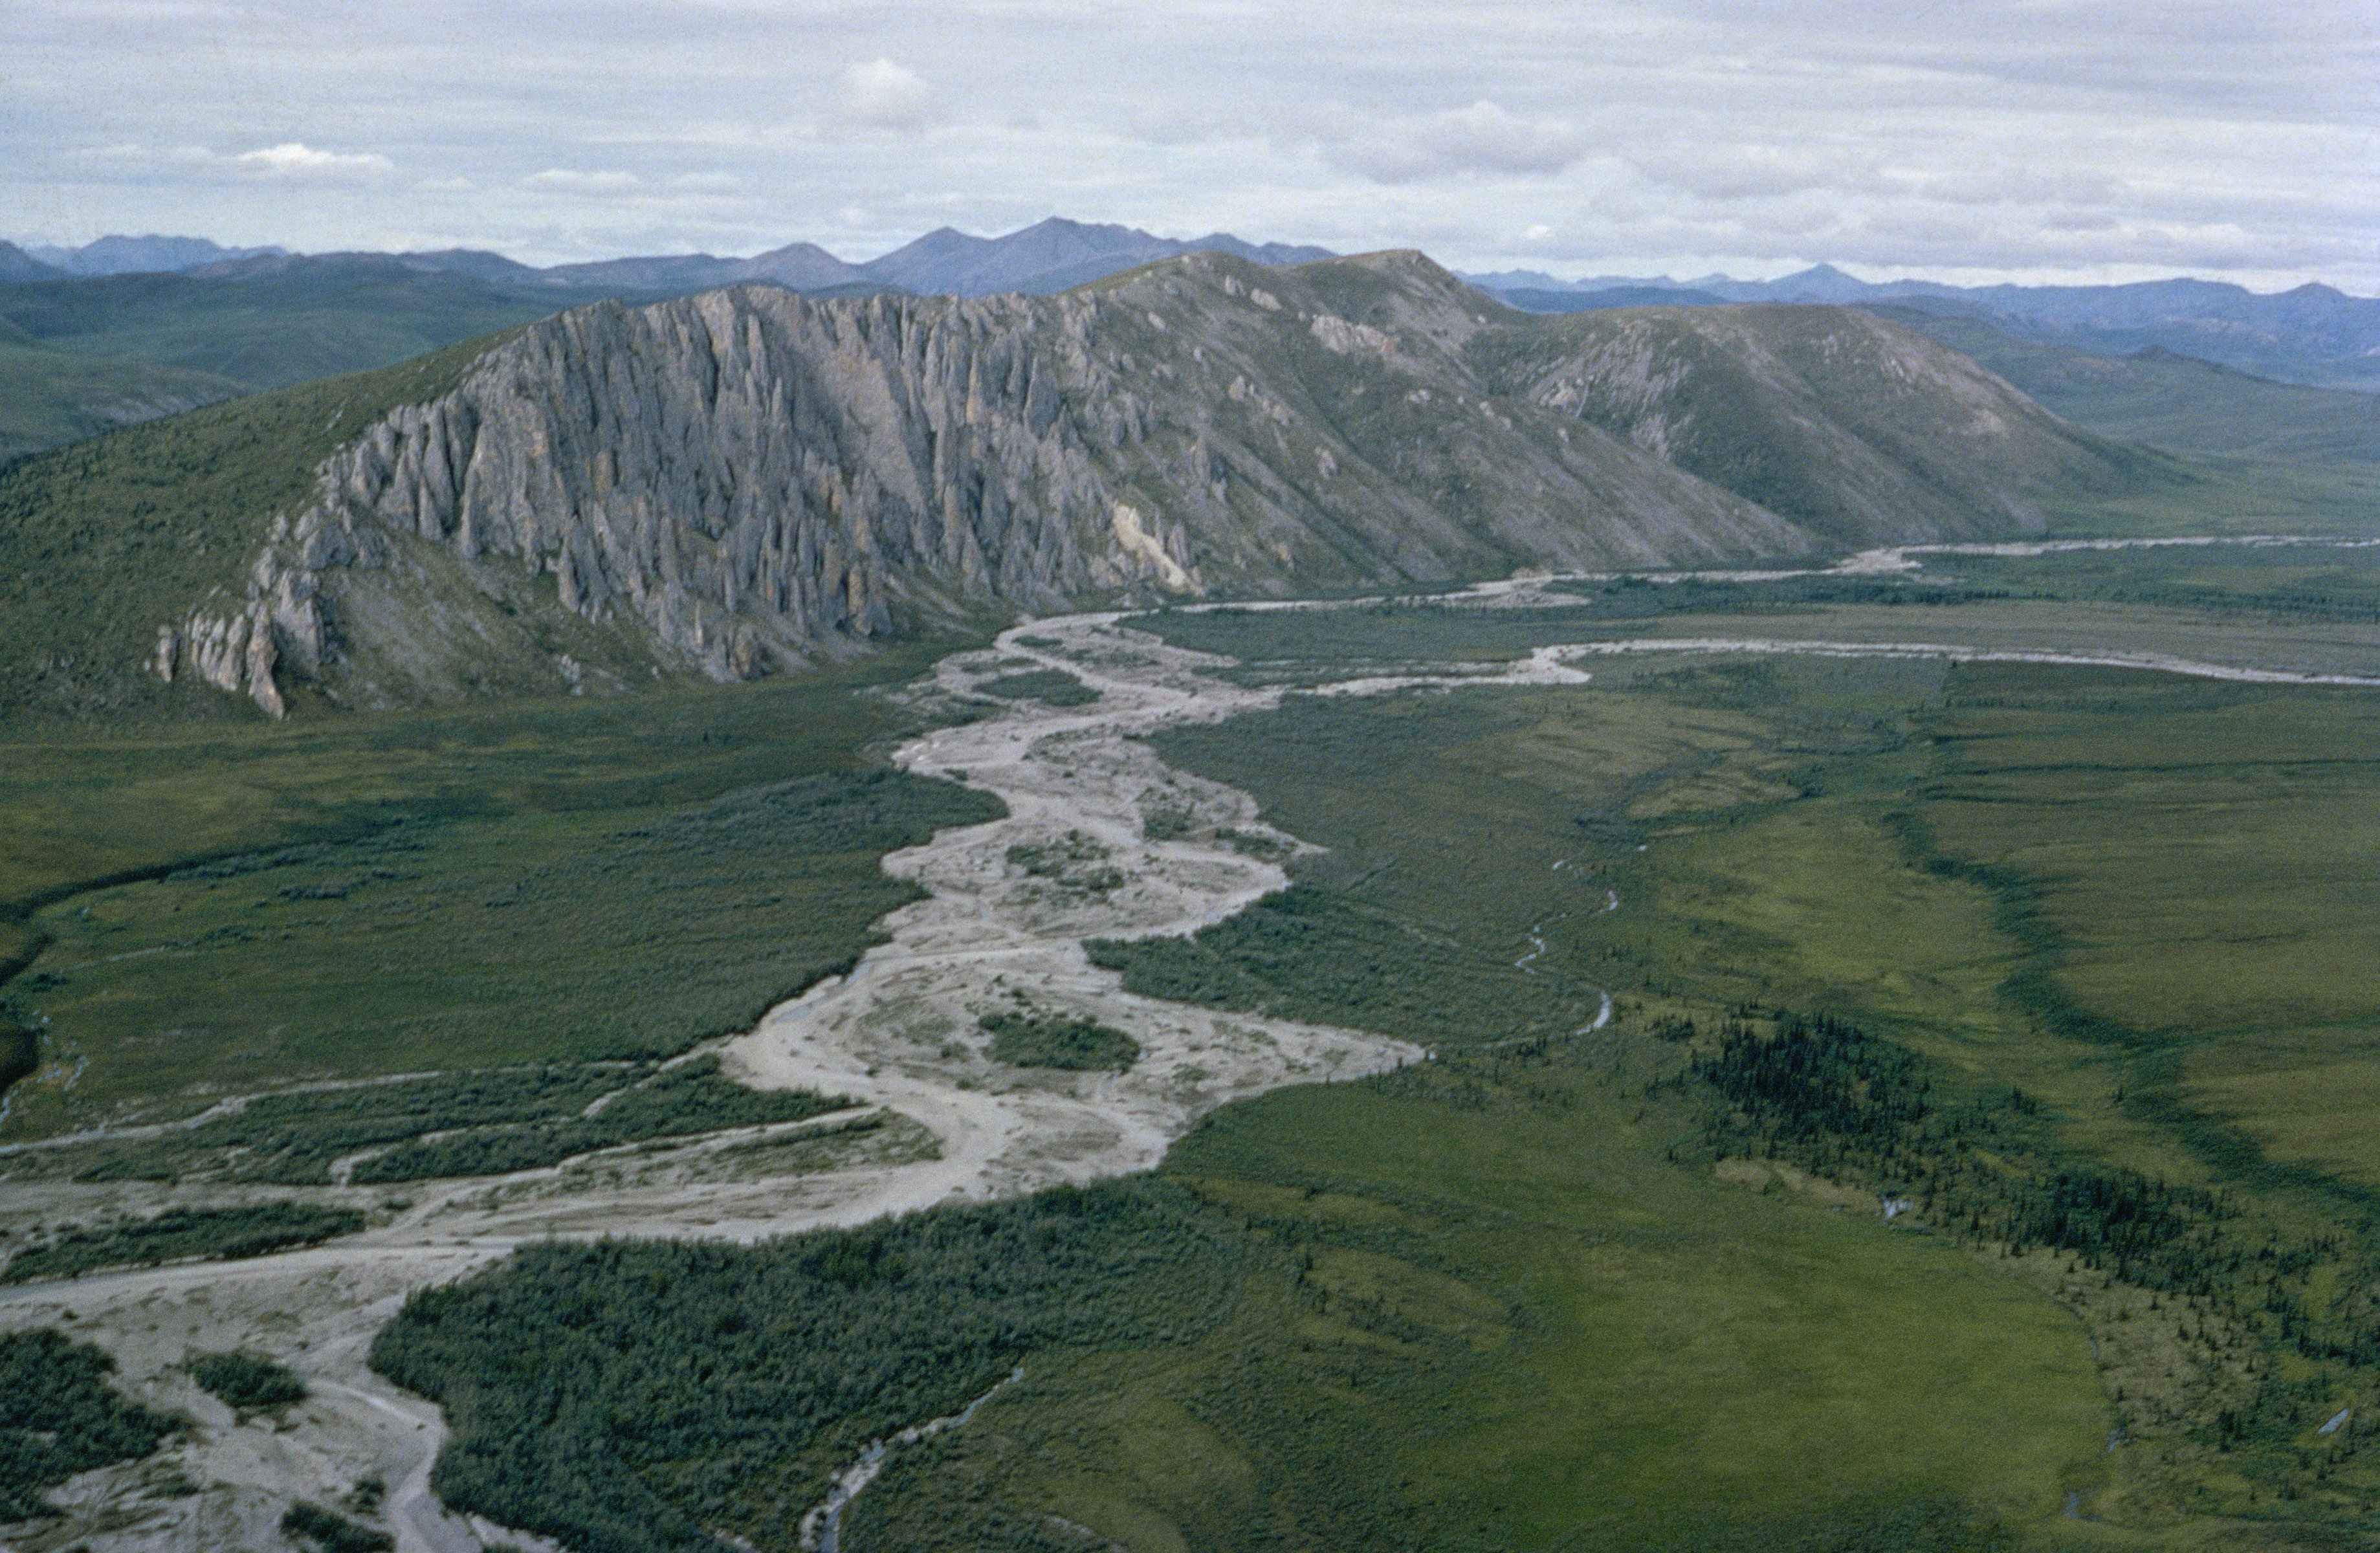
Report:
368,1179,1253,1553
190,1350,307,1411
981,1012,1140,1072
0,1329,176,1519
1,1203,364,1284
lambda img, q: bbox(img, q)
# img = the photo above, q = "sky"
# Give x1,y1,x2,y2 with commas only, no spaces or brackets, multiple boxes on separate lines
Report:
6,0,2377,291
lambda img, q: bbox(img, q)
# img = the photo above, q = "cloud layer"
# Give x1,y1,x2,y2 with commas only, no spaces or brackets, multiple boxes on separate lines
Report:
9,1,2375,291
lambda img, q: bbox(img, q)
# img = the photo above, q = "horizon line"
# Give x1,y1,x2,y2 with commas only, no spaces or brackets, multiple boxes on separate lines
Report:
10,219,2376,302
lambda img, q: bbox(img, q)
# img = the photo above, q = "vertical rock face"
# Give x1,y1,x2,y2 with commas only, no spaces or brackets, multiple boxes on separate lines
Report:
317,287,1134,680
153,285,1155,712
144,251,2148,716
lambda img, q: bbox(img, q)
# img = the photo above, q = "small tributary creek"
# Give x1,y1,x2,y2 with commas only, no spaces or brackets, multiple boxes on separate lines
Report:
799,1367,1026,1552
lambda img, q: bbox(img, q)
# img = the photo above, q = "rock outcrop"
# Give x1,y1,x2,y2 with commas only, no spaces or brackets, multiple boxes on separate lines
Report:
146,251,2156,716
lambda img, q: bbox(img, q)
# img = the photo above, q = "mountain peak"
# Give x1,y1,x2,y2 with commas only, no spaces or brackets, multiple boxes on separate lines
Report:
0,239,65,284
61,234,288,276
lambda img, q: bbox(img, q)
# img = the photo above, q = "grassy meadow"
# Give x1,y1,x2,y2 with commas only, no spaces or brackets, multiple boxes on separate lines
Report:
846,1057,2114,1553
379,1026,2119,1553
0,644,993,1137
1100,575,2380,1540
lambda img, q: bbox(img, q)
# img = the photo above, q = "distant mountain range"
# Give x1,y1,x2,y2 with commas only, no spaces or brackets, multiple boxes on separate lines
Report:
5,219,2377,471
15,226,2372,393
1461,263,2380,392
22,234,288,276
8,218,1333,299
0,219,1342,462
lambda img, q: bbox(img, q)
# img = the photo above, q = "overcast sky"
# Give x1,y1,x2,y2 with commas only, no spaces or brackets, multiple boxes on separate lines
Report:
8,1,2377,290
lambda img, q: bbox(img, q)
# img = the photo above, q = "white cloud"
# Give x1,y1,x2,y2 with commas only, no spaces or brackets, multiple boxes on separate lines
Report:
233,142,393,177
839,58,933,131
69,142,171,164
1323,102,1589,185
16,2,2380,291
415,175,476,192
69,140,390,177
1627,144,1876,203
671,171,743,192
1523,223,1555,242
524,168,643,193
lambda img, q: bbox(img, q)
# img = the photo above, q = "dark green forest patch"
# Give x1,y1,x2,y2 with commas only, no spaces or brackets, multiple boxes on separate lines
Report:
977,668,1100,707
368,1180,1255,1553
189,1349,307,1412
0,1328,177,1519
1,1203,365,1284
981,1011,1140,1072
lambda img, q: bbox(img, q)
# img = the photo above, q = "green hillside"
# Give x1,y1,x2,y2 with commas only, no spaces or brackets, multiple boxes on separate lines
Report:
1472,302,2176,546
0,329,514,725
1873,306,2380,465
0,337,241,465
0,261,584,391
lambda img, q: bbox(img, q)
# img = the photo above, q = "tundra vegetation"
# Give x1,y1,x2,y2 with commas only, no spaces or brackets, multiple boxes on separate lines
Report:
0,1328,177,1519
0,650,996,1139
188,1349,307,1411
977,668,1101,707
281,1497,397,1553
11,538,2380,1548
1,1202,366,1283
980,1009,1141,1072
373,548,2380,1550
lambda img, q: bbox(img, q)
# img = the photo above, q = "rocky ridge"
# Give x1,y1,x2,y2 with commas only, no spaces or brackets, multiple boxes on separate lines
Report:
145,251,2155,716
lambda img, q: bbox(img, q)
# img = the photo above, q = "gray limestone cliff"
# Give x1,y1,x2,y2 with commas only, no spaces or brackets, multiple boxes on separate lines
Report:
146,252,2149,716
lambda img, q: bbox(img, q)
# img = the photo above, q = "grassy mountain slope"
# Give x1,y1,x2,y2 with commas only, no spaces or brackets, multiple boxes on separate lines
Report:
0,258,575,390
1869,306,2380,465
1473,303,2172,546
0,338,242,464
0,331,517,724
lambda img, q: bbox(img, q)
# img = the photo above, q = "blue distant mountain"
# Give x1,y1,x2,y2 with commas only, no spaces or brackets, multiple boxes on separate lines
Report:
852,217,1334,296
27,234,289,276
1462,263,2380,391
0,241,66,284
